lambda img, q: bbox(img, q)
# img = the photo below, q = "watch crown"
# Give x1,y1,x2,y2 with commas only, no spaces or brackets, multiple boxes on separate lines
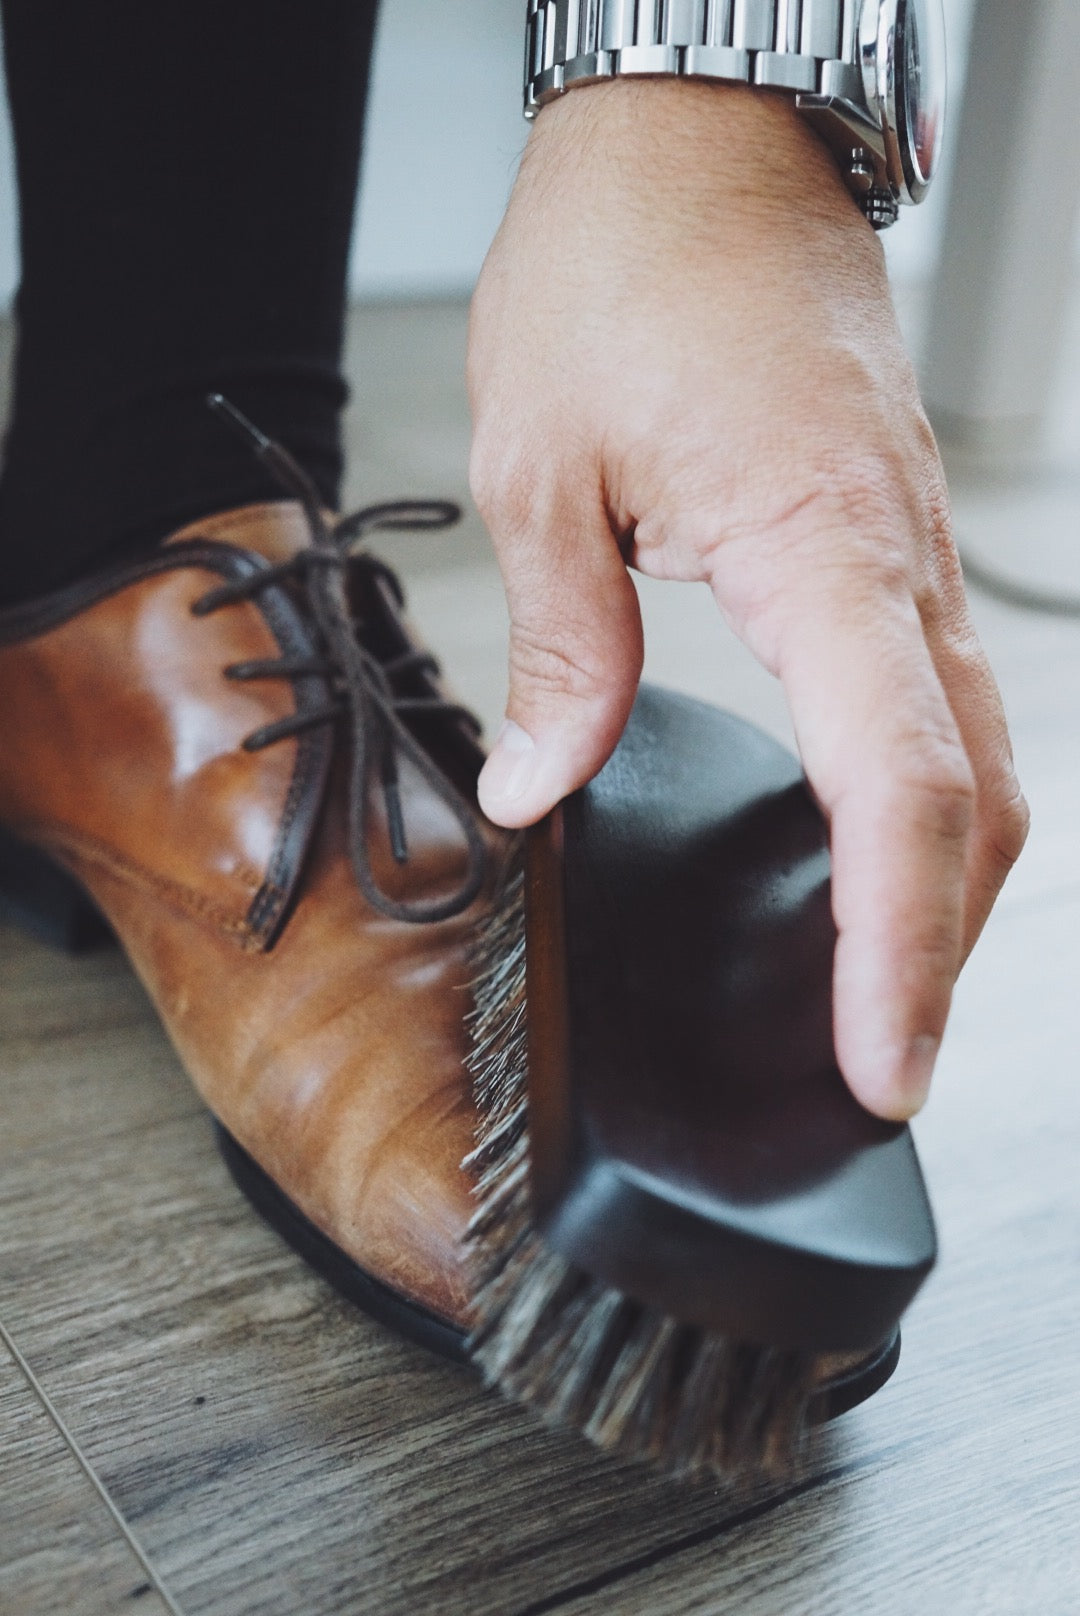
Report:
861,187,900,231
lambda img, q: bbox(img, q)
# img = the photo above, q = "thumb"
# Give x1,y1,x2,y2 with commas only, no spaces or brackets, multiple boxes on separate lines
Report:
477,495,643,829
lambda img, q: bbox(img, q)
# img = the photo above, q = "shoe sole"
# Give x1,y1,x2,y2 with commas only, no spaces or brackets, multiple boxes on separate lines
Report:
213,1121,470,1363
214,1121,901,1424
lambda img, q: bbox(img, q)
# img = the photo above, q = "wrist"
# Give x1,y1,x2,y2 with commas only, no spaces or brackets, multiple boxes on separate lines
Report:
522,77,876,243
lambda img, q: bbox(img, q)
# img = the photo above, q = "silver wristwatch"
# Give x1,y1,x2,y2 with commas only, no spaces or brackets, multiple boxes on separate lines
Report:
524,1,946,229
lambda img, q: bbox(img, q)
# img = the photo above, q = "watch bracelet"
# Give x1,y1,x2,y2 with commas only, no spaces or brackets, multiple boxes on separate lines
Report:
525,0,864,113
524,1,901,228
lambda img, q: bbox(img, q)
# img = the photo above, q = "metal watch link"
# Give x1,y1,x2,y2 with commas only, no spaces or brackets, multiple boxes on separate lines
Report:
524,1,947,229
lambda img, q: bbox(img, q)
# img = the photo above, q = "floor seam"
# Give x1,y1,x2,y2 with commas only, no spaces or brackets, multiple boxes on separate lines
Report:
0,1316,186,1616
506,1458,874,1616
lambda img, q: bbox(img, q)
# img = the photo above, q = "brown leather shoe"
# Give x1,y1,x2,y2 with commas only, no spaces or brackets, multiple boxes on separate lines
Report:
0,413,904,1432
0,486,504,1357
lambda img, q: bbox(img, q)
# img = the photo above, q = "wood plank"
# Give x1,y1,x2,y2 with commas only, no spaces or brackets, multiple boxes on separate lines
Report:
0,1335,173,1616
0,928,200,1163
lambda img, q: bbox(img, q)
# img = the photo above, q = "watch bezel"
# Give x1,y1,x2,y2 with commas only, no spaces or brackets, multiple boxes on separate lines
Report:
859,0,946,206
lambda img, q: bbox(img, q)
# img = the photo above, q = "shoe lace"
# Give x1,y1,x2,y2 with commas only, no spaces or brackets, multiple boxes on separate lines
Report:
189,393,488,926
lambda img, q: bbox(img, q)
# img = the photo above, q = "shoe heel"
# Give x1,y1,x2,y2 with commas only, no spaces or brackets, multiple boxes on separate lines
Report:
0,825,113,953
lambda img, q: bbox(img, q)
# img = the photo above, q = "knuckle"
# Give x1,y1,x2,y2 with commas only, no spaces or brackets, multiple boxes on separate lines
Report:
783,456,907,544
468,435,532,533
845,539,913,609
892,741,977,840
906,908,964,976
913,537,967,637
751,479,914,598
982,778,1031,872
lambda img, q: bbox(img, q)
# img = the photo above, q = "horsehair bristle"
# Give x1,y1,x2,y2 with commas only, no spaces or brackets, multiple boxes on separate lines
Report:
461,849,820,1484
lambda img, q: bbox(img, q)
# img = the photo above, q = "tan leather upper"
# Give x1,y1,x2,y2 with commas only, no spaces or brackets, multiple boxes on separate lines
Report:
0,502,502,1324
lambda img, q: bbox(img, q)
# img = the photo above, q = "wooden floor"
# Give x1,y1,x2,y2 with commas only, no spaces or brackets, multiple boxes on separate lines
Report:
2,299,1079,1615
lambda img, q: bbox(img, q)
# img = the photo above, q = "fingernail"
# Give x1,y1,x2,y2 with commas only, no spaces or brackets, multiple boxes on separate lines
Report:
896,1034,940,1112
478,718,537,808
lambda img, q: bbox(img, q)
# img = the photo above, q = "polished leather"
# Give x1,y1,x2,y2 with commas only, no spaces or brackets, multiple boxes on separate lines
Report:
0,502,502,1324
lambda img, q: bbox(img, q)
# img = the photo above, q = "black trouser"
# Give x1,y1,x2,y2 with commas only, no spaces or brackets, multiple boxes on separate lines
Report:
0,0,379,605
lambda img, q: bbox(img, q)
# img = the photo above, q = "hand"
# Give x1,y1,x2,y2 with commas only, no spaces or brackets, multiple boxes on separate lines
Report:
467,80,1028,1121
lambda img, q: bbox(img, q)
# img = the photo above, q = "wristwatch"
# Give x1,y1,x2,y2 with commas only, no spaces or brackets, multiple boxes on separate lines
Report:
523,0,946,229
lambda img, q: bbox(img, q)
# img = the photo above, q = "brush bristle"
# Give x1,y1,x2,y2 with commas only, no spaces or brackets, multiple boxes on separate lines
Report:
462,852,821,1484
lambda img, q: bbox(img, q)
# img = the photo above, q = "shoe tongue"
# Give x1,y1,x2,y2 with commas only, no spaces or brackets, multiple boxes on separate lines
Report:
165,500,314,566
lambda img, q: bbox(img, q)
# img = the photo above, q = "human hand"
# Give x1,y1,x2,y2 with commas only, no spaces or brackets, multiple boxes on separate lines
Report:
467,80,1028,1121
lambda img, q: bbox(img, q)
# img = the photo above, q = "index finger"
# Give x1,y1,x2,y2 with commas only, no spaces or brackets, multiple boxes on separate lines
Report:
736,562,976,1120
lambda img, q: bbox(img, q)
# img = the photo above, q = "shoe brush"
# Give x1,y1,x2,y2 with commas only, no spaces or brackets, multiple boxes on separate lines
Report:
463,685,936,1482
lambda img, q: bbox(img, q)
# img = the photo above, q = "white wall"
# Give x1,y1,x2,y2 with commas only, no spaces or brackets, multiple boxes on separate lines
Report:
349,0,525,298
0,0,1065,309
